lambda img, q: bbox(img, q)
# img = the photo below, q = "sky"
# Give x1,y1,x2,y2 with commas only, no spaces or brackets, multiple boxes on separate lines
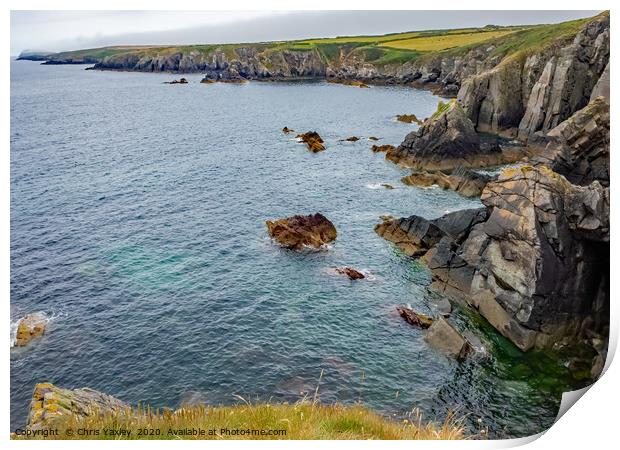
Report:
10,10,601,56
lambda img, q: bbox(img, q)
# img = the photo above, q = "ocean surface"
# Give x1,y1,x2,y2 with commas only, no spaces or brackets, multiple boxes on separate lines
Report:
10,59,577,437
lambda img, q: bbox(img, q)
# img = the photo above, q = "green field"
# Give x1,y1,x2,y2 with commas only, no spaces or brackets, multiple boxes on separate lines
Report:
379,29,522,51
31,12,606,70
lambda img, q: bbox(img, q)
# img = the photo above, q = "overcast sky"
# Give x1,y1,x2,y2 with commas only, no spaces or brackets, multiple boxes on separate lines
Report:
11,10,600,56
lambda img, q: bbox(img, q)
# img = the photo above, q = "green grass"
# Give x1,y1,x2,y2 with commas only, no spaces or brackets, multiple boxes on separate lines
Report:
41,12,605,69
16,402,469,440
379,29,521,52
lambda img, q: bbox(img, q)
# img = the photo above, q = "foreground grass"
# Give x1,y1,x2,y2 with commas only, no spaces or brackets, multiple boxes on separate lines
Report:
19,402,468,440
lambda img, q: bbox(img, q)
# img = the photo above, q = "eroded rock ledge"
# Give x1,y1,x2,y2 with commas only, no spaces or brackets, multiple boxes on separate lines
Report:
27,383,128,431
386,101,519,171
378,165,609,353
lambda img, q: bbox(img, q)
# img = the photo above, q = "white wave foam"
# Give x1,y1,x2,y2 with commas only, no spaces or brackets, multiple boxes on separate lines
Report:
366,183,383,190
10,310,64,348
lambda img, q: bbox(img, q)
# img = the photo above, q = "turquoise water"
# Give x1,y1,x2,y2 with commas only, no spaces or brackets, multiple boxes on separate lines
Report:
10,60,575,437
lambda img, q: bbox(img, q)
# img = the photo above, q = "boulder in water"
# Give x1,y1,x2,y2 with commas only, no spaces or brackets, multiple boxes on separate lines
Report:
424,317,471,360
397,306,434,329
296,131,325,153
266,213,337,250
14,313,48,347
335,267,365,280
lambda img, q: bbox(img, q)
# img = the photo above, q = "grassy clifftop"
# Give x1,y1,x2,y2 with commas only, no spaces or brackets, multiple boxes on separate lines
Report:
19,12,606,69
16,402,468,440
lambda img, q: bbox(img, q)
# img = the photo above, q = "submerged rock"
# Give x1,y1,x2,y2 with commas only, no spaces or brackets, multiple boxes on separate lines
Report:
282,126,294,134
343,136,360,142
396,114,423,125
266,213,337,250
387,100,508,170
401,167,492,197
14,313,48,347
424,317,471,360
335,267,365,280
381,183,395,190
296,131,325,153
368,136,379,141
371,144,395,153
28,383,128,431
397,306,433,329
165,77,188,84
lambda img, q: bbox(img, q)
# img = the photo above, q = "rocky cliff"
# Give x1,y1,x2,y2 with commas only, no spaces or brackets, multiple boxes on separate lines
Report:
457,13,609,140
377,96,610,364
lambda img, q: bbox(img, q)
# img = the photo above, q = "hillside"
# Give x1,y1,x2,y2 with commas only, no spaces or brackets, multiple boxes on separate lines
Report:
17,12,608,141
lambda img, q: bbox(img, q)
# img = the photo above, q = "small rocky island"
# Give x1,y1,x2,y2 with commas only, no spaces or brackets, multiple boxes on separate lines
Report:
266,213,337,250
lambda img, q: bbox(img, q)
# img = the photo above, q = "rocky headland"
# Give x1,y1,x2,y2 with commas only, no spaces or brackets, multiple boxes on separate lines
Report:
376,89,610,376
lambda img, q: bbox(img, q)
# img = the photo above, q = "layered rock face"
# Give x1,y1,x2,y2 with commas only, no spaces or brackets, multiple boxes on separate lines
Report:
535,96,610,187
401,167,493,198
458,14,609,140
379,165,609,351
27,383,128,431
386,101,508,170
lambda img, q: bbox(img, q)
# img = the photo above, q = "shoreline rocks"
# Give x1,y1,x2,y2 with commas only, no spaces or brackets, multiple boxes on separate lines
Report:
327,78,370,88
164,78,188,84
27,383,128,431
266,213,337,250
425,318,472,360
397,306,433,329
371,144,395,153
386,101,511,171
401,167,493,198
396,114,423,125
14,313,48,347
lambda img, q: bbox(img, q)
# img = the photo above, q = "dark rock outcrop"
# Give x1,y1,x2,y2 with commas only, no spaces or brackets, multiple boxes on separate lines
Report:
533,97,609,187
266,213,337,250
165,77,188,84
335,267,365,280
381,166,609,352
401,167,493,197
374,208,488,257
386,101,509,171
296,131,325,153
